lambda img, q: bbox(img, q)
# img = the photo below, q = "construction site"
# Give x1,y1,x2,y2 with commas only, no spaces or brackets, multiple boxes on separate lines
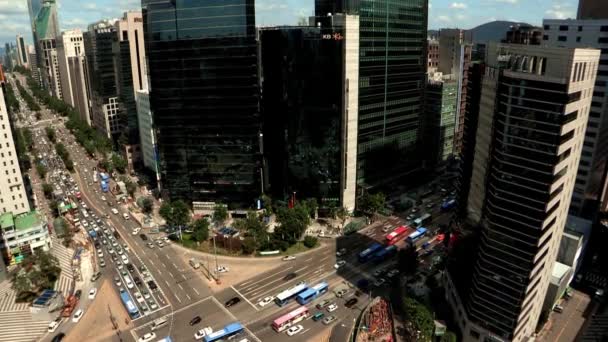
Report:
354,297,395,342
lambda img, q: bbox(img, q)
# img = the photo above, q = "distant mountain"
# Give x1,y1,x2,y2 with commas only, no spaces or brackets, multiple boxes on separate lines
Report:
466,20,533,44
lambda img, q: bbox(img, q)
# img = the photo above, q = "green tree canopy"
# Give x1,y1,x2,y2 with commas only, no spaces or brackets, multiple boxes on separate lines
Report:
191,218,209,242
241,237,257,254
45,127,56,143
111,153,127,174
274,202,310,245
141,197,154,214
159,200,191,227
303,236,318,248
402,297,434,341
358,192,386,216
213,204,228,226
42,183,53,199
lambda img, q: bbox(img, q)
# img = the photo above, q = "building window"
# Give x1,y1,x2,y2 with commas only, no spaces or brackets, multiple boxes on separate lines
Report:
599,37,608,43
558,36,567,42
544,25,550,30
578,26,583,32
543,35,548,40
559,25,569,31
577,37,581,42
601,26,608,32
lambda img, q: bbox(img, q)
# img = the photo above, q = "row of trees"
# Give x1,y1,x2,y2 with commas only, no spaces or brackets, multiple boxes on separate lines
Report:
45,127,56,143
3,82,20,113
55,142,74,171
14,127,33,171
15,80,40,111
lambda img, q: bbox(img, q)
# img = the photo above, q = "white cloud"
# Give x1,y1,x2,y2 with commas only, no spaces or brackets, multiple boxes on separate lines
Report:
438,15,451,22
84,3,97,10
545,4,575,19
450,2,467,9
456,14,467,20
495,0,518,3
257,0,288,12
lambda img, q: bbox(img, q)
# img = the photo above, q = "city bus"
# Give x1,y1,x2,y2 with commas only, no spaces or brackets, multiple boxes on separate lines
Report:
414,213,432,227
358,242,384,263
275,283,308,306
385,226,409,245
372,245,398,263
119,290,140,319
296,281,329,305
204,322,244,342
407,227,428,246
272,306,310,332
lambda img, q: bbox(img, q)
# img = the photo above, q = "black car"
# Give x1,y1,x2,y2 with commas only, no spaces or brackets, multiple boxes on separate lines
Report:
74,290,82,299
134,276,142,286
148,280,158,290
283,272,297,281
113,231,121,239
126,264,135,273
345,298,358,308
189,316,202,326
51,333,65,342
140,234,148,241
225,297,241,308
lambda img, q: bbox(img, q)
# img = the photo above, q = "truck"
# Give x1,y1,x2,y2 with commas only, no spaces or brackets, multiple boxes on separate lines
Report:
93,170,98,183
189,258,201,269
61,295,78,317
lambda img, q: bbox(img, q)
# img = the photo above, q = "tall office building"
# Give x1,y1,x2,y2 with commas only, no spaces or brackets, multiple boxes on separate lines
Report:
425,78,458,167
15,35,29,69
543,19,608,218
577,0,608,20
142,0,261,207
57,29,91,125
0,74,32,216
27,0,44,85
84,20,122,140
260,15,359,211
114,11,148,170
32,0,59,93
28,45,39,84
445,43,599,342
314,0,428,190
135,90,158,180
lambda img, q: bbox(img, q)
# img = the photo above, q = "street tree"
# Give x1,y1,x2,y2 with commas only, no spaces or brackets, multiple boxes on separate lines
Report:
125,180,137,198
141,197,154,215
11,271,32,294
274,202,310,244
42,183,53,199
402,297,434,341
159,202,173,223
191,218,209,242
171,200,190,227
35,163,47,179
213,204,228,226
303,236,318,248
241,237,257,254
45,127,56,143
336,206,349,229
358,192,386,216
111,154,127,174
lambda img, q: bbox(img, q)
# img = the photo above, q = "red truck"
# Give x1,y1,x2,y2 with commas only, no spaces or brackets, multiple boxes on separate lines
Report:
61,295,78,317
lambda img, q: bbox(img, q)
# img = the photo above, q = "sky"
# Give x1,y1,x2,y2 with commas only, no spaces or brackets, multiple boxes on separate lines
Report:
0,0,580,47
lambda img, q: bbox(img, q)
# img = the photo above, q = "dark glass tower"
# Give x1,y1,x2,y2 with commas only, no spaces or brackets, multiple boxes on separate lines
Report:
316,0,428,189
142,0,260,207
260,26,344,206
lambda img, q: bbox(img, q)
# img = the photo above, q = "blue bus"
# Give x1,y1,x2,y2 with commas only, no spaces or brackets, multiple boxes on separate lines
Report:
119,290,140,319
204,322,244,342
407,227,428,245
275,283,308,306
296,281,329,305
358,243,384,263
372,245,397,263
441,199,456,211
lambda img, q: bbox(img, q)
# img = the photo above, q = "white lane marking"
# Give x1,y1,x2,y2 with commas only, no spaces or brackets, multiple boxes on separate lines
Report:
178,284,183,290
149,259,155,266
165,280,170,287
192,287,200,296
182,274,187,280
305,257,313,262
172,262,178,268
231,285,259,312
174,293,182,303
320,256,330,262
301,328,311,335
240,266,294,291
186,294,191,301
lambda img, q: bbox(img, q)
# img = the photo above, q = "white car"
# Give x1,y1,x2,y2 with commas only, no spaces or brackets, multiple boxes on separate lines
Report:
194,327,213,339
286,324,304,336
47,317,62,332
88,288,97,299
216,266,229,273
72,309,84,323
334,260,346,269
101,196,106,201
327,303,338,312
257,296,274,307
282,255,296,261
134,292,145,304
138,332,156,342
121,254,129,264
132,227,141,235
125,277,134,289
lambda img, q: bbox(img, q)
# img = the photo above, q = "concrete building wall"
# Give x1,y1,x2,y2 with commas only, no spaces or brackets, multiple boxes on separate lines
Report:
16,35,29,68
67,56,92,125
341,14,359,213
136,90,156,172
0,85,31,215
577,0,608,20
115,11,147,93
57,29,85,108
543,19,608,218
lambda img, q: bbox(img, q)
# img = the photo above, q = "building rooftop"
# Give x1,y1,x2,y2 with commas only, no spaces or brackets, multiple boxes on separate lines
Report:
551,262,572,284
14,211,44,231
0,213,14,230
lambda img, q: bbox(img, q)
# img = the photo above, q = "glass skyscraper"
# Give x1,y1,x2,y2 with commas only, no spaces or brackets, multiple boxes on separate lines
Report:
316,0,428,189
142,0,260,207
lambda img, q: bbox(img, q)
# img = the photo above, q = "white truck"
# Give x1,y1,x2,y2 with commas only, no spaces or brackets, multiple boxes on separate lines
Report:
93,170,98,183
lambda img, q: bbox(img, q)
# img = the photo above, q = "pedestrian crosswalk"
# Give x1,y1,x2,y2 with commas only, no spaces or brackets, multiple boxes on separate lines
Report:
50,236,74,297
0,311,49,342
0,281,29,312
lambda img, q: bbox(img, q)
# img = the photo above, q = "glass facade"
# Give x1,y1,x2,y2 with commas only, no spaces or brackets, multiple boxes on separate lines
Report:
316,0,428,188
425,80,457,165
143,0,260,207
260,26,344,206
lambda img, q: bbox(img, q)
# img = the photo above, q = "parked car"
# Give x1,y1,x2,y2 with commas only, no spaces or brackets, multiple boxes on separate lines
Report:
286,325,304,336
282,255,296,261
189,316,202,326
225,297,241,308
345,298,358,308
283,273,297,281
258,296,274,307
140,234,148,241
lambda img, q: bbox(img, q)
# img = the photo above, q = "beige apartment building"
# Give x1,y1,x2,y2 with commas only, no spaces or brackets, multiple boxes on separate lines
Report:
57,29,92,125
447,43,599,342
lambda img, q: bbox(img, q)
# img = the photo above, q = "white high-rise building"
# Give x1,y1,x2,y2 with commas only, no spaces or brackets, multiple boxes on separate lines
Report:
0,80,31,215
446,43,599,342
57,29,91,124
543,19,608,217
15,35,29,69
